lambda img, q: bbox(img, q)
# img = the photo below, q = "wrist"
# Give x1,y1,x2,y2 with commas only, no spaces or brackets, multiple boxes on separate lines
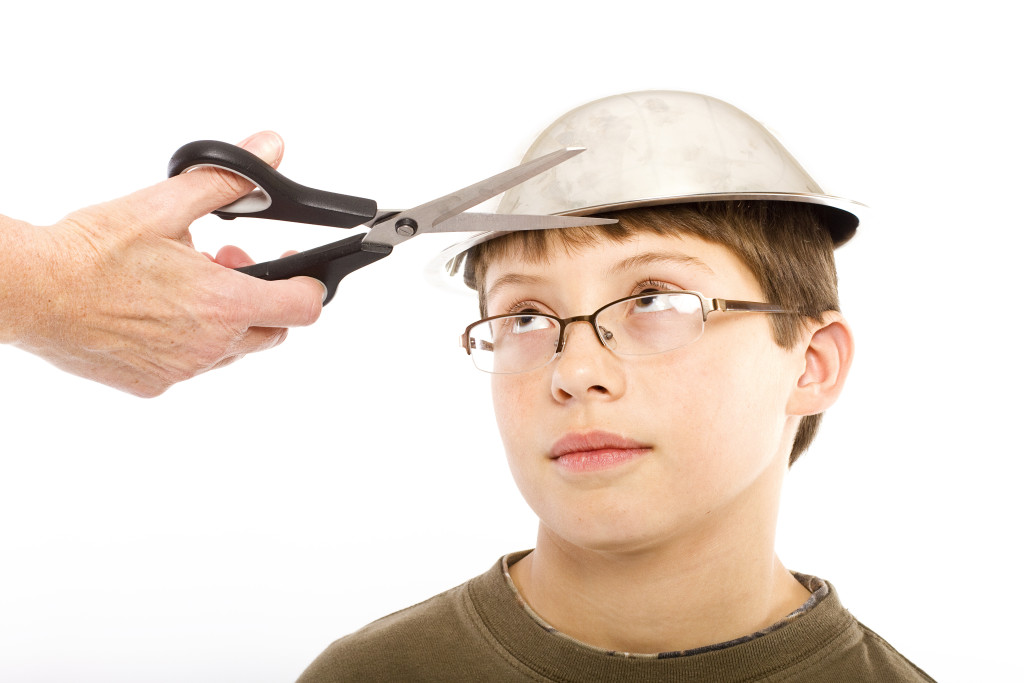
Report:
0,216,58,346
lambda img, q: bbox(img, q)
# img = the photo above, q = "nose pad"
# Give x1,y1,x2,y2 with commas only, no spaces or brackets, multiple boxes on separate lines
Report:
598,325,616,350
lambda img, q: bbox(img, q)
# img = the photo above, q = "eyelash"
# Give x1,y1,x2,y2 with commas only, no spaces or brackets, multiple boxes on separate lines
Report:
634,278,679,294
502,278,681,316
505,299,544,315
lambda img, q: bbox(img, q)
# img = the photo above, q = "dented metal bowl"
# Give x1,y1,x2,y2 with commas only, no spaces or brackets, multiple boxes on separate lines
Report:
433,91,864,288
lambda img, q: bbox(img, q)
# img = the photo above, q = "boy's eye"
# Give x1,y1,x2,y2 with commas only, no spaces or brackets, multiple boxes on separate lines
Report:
511,315,554,334
633,293,673,313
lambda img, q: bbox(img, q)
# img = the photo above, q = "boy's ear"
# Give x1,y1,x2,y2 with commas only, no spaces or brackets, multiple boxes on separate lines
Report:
786,312,854,417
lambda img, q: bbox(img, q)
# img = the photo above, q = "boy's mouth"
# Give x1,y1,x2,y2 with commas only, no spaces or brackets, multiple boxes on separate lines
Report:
549,431,652,473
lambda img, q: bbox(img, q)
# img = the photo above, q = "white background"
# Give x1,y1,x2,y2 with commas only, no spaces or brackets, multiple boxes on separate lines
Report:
1,2,1019,681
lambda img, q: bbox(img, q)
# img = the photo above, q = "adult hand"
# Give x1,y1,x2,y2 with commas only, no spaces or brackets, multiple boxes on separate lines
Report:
0,132,324,397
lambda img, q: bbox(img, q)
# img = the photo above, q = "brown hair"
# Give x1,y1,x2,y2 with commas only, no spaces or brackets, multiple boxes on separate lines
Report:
466,201,840,465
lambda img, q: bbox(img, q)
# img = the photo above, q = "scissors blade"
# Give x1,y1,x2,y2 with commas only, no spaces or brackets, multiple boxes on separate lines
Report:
427,212,617,233
364,147,592,246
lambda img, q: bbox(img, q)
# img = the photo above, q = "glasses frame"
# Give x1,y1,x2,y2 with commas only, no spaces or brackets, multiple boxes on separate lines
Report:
460,290,798,373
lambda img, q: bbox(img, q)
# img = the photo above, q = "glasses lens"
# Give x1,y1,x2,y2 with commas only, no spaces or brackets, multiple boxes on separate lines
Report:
597,292,704,355
467,314,560,373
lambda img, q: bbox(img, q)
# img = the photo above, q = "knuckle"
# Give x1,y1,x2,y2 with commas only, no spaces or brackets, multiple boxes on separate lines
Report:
172,313,242,376
199,333,240,369
138,384,168,399
202,167,251,204
270,328,289,348
124,374,173,398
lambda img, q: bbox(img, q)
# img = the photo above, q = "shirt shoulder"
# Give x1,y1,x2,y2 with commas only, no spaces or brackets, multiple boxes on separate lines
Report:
294,567,531,683
296,586,456,682
772,610,935,683
843,620,936,682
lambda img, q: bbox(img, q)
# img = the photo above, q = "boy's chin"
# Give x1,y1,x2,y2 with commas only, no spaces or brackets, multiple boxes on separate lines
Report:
540,513,692,557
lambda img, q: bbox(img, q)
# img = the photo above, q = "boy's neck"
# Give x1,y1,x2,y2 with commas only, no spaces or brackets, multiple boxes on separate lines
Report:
508,476,809,655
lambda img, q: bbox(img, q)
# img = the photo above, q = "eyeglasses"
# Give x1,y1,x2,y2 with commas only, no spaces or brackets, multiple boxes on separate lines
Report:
460,290,796,374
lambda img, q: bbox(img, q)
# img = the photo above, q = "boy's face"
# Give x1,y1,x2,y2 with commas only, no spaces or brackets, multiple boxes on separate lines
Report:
483,230,808,554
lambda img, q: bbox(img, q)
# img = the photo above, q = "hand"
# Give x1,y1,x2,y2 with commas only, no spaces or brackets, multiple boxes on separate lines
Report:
0,132,324,397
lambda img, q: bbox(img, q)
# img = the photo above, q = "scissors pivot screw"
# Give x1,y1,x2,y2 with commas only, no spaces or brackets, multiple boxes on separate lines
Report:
395,218,418,237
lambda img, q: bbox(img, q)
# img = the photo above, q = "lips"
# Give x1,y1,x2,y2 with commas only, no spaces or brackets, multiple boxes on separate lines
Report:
549,431,651,473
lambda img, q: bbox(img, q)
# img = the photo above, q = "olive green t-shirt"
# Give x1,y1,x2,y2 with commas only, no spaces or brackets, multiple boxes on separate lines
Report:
296,553,934,682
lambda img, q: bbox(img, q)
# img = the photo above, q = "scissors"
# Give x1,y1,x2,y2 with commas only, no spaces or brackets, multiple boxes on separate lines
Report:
167,141,615,304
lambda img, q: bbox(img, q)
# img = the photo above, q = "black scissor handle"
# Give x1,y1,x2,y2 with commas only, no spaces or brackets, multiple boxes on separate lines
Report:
168,140,378,228
236,233,391,305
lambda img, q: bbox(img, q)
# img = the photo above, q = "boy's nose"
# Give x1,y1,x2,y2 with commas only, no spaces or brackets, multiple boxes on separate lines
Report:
555,317,609,351
550,321,626,403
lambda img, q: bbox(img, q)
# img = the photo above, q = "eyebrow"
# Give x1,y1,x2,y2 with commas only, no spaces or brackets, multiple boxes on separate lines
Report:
485,251,715,303
485,273,548,305
612,251,715,275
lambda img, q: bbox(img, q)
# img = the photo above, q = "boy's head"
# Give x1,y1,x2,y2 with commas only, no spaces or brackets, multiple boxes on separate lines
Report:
439,91,861,465
436,91,857,551
466,200,839,465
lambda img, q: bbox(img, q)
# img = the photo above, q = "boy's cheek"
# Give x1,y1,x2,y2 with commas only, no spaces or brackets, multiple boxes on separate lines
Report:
491,372,535,413
491,374,543,451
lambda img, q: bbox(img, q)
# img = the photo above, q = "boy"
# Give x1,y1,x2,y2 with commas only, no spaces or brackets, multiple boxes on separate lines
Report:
296,91,934,681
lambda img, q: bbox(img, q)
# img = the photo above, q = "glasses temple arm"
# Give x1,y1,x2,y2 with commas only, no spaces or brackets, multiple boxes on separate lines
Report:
712,299,798,314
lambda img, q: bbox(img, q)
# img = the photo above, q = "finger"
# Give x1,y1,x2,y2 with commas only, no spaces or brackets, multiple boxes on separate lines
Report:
174,131,285,222
129,131,285,236
244,275,326,328
202,328,288,377
214,244,256,268
231,326,290,358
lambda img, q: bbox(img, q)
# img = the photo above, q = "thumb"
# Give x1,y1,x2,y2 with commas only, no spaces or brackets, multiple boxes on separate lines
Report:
151,131,285,231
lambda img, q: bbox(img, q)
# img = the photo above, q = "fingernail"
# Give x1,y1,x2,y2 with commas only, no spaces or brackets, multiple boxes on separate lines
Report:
239,131,283,164
317,280,328,303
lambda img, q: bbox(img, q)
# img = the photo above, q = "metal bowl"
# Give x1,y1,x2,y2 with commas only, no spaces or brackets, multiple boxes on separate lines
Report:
432,90,864,288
